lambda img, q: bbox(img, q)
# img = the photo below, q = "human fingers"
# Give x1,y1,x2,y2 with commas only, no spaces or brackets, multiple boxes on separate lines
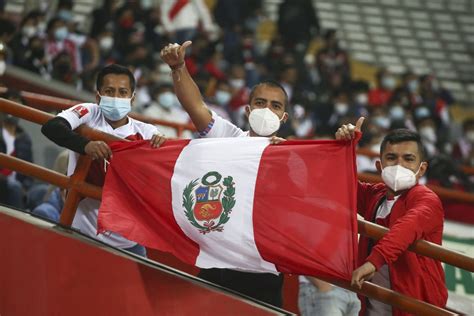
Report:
355,117,365,132
95,141,112,160
150,134,167,148
270,136,286,144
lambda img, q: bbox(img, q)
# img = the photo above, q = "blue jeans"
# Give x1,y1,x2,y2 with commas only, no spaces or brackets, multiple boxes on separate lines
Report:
6,177,24,209
299,283,361,316
124,243,147,258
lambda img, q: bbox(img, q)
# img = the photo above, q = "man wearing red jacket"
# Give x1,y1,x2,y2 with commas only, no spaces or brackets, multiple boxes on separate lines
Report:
336,120,447,315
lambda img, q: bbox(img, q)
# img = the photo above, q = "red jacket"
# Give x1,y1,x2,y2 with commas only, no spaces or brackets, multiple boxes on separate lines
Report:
357,182,447,316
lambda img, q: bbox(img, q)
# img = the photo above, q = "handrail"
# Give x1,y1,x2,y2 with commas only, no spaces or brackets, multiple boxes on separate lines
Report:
15,91,474,203
0,97,469,315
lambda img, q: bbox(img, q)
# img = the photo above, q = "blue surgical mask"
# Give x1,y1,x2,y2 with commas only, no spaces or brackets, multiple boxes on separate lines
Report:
407,80,419,93
54,26,68,41
99,95,132,121
215,90,231,106
158,91,176,109
382,76,396,90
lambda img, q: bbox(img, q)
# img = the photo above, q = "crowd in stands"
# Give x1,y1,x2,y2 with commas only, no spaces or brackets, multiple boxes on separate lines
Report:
0,0,473,213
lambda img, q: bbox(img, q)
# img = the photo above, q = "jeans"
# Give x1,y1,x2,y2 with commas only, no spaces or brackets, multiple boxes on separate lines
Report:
299,283,361,316
6,177,24,209
124,243,147,258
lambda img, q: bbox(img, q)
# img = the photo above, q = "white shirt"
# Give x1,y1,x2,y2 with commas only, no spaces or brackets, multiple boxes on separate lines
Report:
160,0,214,33
367,196,400,316
2,127,16,178
142,103,193,139
203,110,249,138
59,103,160,248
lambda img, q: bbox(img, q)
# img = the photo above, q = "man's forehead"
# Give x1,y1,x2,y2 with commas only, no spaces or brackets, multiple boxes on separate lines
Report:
253,86,286,102
384,141,420,155
102,74,131,89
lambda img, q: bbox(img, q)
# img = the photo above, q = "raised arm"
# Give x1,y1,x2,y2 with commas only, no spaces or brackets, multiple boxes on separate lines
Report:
160,41,213,132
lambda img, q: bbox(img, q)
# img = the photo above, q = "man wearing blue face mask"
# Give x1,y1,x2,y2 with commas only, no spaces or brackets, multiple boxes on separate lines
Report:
42,64,166,257
160,41,288,307
336,123,447,316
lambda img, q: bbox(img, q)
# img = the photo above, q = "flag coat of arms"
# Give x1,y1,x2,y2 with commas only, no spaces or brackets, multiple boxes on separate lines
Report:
98,137,358,281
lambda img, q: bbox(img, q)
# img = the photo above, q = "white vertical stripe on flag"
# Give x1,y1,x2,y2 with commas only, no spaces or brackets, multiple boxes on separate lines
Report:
171,137,278,273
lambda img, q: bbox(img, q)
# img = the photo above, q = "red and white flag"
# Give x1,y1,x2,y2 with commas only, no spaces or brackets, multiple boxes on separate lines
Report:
98,138,358,281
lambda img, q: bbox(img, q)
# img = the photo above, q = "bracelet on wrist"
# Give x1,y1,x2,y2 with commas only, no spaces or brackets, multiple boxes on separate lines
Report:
170,62,185,71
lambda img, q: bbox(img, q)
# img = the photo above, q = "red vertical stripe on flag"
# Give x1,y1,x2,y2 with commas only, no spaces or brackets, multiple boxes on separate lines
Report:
252,139,358,281
98,140,200,264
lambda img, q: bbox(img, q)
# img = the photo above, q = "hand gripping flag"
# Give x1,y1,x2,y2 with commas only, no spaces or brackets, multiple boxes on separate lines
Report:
98,137,358,281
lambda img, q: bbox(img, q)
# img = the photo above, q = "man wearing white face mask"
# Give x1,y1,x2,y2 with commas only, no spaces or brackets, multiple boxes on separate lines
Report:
42,64,166,257
336,124,447,316
160,41,288,307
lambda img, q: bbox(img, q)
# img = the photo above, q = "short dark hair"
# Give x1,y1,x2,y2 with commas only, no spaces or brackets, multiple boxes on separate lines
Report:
96,64,136,93
249,80,289,109
380,128,426,161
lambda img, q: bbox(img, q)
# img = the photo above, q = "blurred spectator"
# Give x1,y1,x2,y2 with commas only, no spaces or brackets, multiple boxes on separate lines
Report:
396,71,422,109
419,74,453,126
19,35,49,77
277,0,319,53
316,30,351,92
31,150,68,222
51,51,78,85
208,80,232,120
143,83,192,138
45,17,81,71
0,107,33,208
10,10,43,67
452,118,474,167
0,17,16,64
90,0,120,37
368,68,395,107
160,0,217,44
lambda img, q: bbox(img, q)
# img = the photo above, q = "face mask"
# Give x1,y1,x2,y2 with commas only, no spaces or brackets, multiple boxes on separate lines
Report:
334,102,349,115
248,107,283,136
54,26,68,41
0,60,6,76
389,106,405,120
407,80,419,93
37,22,46,34
22,25,36,38
158,91,176,109
372,116,390,129
215,90,231,106
382,76,396,90
99,95,132,121
356,93,368,105
230,79,245,90
419,126,437,143
99,36,114,51
382,164,420,192
466,130,474,143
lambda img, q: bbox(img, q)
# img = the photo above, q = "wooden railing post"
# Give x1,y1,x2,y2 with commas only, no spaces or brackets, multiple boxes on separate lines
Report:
59,155,92,227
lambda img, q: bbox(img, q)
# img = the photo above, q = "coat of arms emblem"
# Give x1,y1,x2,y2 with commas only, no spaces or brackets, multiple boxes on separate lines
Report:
183,171,235,234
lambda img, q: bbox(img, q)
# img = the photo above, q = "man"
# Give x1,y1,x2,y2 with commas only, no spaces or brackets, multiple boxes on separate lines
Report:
336,123,447,315
160,41,286,306
0,112,33,209
42,64,166,256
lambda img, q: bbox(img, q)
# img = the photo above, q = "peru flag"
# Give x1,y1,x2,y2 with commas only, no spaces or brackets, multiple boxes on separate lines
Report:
98,137,358,281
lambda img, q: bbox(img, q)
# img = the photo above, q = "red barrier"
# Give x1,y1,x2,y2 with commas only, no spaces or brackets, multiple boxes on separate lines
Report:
0,208,288,315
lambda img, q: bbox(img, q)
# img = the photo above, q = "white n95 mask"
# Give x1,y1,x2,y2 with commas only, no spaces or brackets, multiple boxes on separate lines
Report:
248,108,283,136
381,164,419,192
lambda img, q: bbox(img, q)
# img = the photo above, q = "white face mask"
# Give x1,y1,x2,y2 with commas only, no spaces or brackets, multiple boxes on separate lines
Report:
334,102,349,115
382,164,420,192
465,130,474,143
356,93,368,106
99,36,114,51
248,107,283,136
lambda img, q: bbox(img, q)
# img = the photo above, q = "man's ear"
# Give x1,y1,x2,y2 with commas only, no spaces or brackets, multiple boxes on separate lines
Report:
417,161,428,179
95,92,101,104
281,112,288,123
245,105,251,117
375,160,382,174
131,92,136,105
